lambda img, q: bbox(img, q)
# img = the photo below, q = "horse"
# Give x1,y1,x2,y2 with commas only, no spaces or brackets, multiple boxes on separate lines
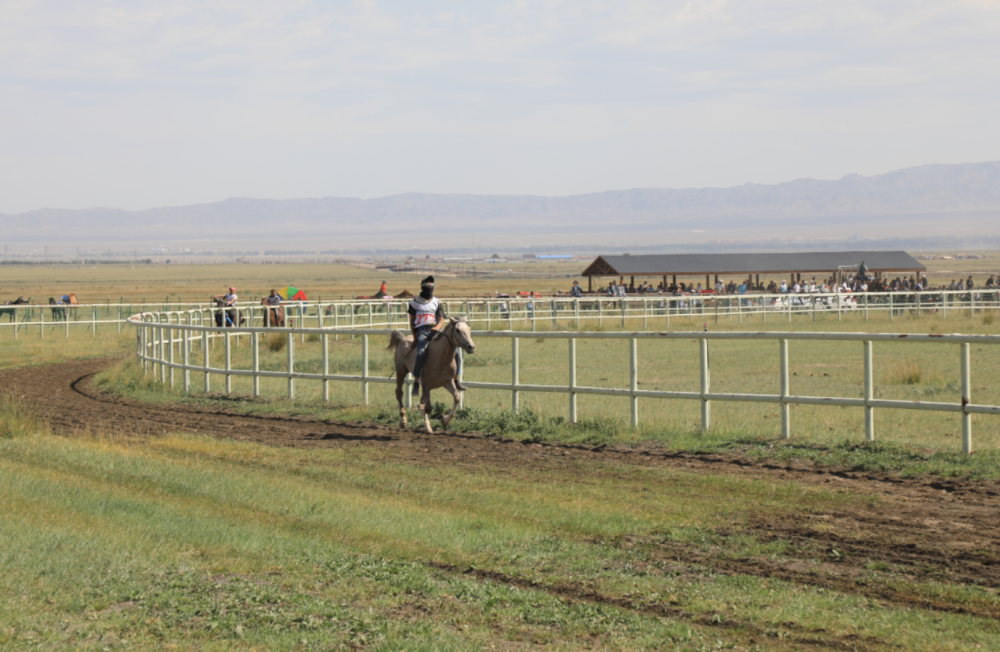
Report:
0,297,29,322
387,316,475,434
260,299,285,327
48,298,67,321
212,297,244,328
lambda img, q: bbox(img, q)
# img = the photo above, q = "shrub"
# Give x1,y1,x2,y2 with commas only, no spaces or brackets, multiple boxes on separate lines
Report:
266,333,287,352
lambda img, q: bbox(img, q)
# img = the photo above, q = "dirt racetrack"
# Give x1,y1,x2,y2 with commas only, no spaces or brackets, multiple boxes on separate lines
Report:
6,357,1000,623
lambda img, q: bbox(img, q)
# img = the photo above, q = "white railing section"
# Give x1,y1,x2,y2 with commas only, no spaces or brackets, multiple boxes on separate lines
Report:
5,289,1000,338
128,311,1000,454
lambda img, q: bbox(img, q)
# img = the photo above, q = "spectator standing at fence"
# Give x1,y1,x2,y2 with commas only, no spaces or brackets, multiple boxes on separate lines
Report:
966,276,975,290
570,280,582,297
858,261,868,280
987,275,996,289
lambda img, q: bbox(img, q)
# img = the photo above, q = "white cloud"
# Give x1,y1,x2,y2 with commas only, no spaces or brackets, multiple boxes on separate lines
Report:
0,0,999,211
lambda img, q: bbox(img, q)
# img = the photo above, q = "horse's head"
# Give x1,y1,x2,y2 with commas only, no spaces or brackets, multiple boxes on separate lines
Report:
449,316,475,354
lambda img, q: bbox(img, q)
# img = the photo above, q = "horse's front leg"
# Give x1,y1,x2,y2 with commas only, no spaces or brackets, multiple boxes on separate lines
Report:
422,387,434,434
441,381,461,429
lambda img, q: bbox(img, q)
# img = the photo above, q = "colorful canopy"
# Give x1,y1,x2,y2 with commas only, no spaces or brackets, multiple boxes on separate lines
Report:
276,286,307,301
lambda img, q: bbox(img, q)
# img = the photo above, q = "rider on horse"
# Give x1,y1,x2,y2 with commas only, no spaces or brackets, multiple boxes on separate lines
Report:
408,276,466,396
212,287,239,326
266,289,282,306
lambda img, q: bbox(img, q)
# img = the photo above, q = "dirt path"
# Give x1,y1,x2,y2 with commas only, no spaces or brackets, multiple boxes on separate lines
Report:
5,358,1000,632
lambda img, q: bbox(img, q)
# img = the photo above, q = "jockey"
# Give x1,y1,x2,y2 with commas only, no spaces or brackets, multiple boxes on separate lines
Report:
213,287,238,306
408,276,465,396
266,289,282,306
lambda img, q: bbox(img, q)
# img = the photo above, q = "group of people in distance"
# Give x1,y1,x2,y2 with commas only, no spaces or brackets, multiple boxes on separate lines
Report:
574,263,998,297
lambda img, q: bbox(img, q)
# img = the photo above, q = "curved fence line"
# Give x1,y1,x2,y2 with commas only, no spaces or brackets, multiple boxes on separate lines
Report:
4,289,1000,339
127,310,1000,454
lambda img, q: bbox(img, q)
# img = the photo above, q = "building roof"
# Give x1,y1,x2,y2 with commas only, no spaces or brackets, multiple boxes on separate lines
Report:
582,251,925,277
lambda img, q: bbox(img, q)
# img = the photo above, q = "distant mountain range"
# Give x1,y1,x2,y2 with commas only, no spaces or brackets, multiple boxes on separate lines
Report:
3,161,1000,251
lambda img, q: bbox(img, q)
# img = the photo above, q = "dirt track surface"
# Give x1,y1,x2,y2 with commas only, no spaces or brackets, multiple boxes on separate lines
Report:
6,357,1000,629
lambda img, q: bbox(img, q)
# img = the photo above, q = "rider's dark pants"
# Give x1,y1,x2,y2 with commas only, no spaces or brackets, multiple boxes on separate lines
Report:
412,326,461,380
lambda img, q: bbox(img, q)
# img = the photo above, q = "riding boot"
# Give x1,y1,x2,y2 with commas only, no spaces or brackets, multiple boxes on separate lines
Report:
412,379,420,396
454,378,467,392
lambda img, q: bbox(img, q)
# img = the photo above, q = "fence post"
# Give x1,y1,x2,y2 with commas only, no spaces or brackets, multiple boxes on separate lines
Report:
334,305,338,341
252,332,260,398
780,338,790,439
40,309,44,339
224,333,231,394
118,306,122,334
575,300,580,330
169,323,176,388
322,333,329,402
569,337,577,423
487,301,491,330
511,336,519,412
630,337,638,427
962,342,972,454
643,299,648,329
552,300,557,330
159,315,167,384
700,337,710,431
13,306,18,340
457,348,464,410
362,334,369,406
183,327,190,393
889,293,894,321
93,306,97,337
287,331,295,399
203,329,210,392
864,340,874,441
621,300,625,328
598,300,603,328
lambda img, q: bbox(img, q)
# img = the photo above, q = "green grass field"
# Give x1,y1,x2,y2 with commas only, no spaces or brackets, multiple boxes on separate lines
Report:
4,418,1000,651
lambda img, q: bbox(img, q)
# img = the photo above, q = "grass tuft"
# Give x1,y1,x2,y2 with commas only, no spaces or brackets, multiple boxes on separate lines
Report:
0,391,49,439
265,333,287,352
883,359,923,385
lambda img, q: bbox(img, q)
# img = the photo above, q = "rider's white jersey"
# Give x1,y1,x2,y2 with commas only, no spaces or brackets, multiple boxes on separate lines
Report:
408,297,442,328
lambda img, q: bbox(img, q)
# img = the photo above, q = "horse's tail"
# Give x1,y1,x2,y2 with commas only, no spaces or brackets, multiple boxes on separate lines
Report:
387,330,407,352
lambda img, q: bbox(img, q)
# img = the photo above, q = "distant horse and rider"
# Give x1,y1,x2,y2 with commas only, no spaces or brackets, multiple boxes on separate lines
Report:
211,287,245,327
261,289,286,327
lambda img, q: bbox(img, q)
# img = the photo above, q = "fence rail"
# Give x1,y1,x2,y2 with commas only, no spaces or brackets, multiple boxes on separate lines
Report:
128,311,1000,454
5,288,1000,339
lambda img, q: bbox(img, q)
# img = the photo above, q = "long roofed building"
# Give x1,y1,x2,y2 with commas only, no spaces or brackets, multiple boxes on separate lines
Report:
580,251,925,291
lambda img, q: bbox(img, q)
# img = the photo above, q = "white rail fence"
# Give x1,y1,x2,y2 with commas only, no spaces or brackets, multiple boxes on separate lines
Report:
129,312,1000,454
6,289,1000,338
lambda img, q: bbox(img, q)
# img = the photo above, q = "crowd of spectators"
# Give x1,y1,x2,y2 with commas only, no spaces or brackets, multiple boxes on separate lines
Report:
587,269,997,297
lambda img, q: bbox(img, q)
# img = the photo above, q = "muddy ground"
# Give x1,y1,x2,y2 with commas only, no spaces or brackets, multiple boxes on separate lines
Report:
4,358,1000,646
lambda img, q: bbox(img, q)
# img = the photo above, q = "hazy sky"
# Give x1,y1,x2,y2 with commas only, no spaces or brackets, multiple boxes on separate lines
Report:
2,0,999,213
